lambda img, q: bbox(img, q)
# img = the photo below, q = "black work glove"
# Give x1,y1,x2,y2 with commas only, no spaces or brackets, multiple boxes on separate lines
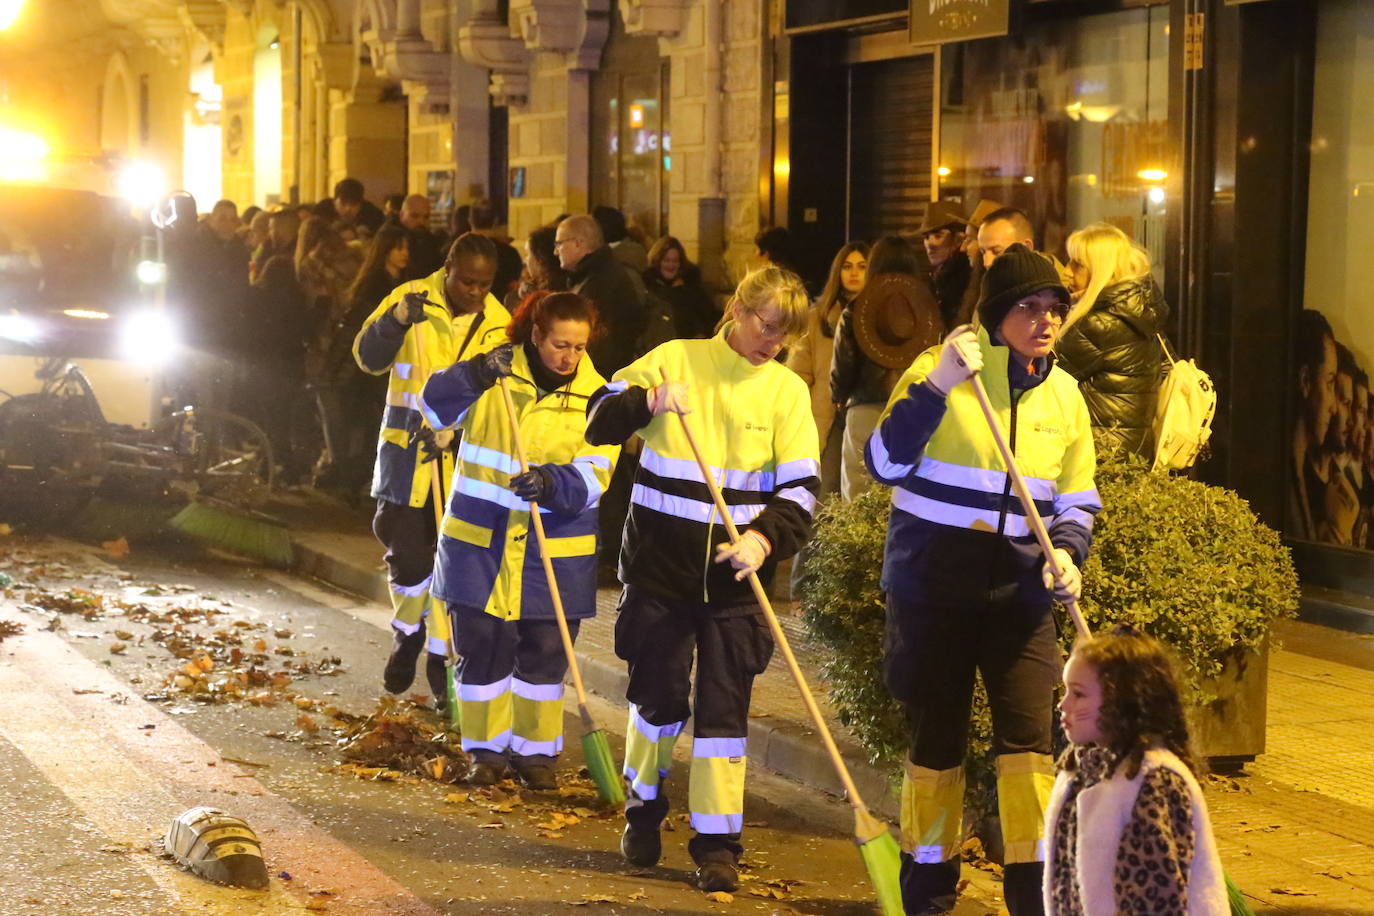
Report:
474,343,514,388
510,465,555,504
392,291,434,326
410,427,455,463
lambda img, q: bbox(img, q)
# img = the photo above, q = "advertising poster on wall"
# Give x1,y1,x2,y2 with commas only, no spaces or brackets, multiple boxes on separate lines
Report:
1289,0,1374,551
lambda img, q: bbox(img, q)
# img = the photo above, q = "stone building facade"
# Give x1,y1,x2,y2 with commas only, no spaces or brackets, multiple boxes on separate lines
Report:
34,0,778,286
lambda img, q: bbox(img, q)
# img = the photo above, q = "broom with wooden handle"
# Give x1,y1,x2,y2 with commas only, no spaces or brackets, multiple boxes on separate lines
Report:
408,302,462,728
963,370,1091,642
964,362,1254,916
496,377,624,805
659,370,902,916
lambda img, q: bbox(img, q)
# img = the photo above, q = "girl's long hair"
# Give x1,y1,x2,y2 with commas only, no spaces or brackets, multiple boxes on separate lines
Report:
506,289,601,346
293,215,333,278
347,225,409,303
1063,626,1201,780
815,241,870,338
866,234,922,278
646,235,701,286
1063,223,1153,333
523,225,567,292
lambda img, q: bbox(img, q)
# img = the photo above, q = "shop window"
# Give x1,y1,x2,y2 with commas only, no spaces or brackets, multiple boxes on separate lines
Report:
937,6,1168,271
1290,0,1374,550
591,16,669,242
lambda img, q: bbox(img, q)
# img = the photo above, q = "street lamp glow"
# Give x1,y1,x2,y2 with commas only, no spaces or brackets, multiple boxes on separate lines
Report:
0,126,48,181
117,161,167,210
136,259,167,285
1148,186,1166,205
1137,168,1168,182
0,0,25,31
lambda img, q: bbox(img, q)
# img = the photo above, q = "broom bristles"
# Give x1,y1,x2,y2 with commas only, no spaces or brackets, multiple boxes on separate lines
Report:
168,501,294,568
857,828,904,916
581,729,625,805
1226,873,1254,916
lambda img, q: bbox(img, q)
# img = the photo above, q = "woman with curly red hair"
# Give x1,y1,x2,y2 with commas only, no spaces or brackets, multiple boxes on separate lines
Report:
419,290,620,789
1048,627,1228,914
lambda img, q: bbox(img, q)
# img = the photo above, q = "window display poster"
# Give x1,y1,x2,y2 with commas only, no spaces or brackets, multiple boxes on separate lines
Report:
1290,0,1374,550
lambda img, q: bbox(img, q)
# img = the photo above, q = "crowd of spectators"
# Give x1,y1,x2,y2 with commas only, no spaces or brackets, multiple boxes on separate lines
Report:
162,182,723,505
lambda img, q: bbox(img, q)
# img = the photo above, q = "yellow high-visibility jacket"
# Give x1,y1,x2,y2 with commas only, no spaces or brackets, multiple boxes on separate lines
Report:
420,344,620,621
353,268,510,507
585,324,821,606
866,325,1101,597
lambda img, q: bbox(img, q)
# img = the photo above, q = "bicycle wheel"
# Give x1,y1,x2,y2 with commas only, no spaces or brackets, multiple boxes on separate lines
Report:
156,407,275,504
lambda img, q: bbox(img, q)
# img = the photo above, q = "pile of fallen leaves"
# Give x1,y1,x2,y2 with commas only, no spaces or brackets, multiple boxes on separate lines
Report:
17,581,345,707
334,698,468,783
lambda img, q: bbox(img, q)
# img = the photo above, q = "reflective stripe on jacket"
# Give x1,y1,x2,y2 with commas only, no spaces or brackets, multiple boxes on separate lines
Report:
352,268,511,507
586,325,821,606
422,344,619,621
867,325,1100,597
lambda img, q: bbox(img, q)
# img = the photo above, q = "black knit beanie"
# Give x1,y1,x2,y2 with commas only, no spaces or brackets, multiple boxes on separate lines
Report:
977,242,1070,331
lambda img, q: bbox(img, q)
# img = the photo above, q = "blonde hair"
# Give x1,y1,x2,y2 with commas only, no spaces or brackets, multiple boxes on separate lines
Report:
716,265,811,339
1063,223,1153,332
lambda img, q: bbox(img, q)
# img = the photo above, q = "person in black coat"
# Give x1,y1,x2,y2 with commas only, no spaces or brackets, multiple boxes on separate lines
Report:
556,214,645,377
1056,223,1169,460
644,236,718,339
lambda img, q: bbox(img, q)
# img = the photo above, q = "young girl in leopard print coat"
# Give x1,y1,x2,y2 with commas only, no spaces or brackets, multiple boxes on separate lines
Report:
1044,627,1229,916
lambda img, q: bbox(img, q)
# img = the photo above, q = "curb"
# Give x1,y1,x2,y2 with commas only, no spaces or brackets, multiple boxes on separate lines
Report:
290,535,901,821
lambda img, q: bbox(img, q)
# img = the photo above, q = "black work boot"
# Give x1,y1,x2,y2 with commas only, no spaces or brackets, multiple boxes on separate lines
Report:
511,756,558,791
621,790,669,867
382,625,426,694
424,652,449,709
694,861,739,893
465,752,509,786
688,834,744,894
899,853,960,915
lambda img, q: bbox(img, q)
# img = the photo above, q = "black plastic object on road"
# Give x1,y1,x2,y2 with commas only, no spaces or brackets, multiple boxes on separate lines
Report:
164,806,269,890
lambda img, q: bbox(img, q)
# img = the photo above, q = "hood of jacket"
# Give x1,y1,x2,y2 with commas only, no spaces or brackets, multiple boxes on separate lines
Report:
1092,275,1168,339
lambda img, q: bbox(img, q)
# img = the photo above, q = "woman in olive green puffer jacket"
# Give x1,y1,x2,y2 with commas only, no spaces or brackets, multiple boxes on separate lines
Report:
1056,223,1170,460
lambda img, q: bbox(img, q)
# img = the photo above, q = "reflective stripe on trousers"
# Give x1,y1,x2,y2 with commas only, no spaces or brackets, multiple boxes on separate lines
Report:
622,705,684,803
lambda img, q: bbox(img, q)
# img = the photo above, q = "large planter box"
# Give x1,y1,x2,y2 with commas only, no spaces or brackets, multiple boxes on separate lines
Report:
1187,640,1269,769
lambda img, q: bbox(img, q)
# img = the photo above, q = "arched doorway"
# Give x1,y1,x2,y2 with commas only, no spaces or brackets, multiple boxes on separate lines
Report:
100,52,137,157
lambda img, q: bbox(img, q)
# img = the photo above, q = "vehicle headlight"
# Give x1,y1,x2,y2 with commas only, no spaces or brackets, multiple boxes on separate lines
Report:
0,312,39,343
119,309,179,366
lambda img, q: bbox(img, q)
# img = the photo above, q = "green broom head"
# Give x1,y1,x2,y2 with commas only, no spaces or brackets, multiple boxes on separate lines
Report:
447,666,460,730
168,500,294,568
1226,872,1254,916
855,810,904,916
580,728,625,806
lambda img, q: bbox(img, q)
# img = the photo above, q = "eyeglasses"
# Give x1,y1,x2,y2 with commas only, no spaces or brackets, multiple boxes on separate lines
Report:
553,237,573,249
1012,301,1070,321
745,309,787,338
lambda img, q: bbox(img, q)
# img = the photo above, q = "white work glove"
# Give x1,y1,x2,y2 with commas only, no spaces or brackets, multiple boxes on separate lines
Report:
648,380,691,416
924,325,983,397
714,530,770,581
1042,548,1082,601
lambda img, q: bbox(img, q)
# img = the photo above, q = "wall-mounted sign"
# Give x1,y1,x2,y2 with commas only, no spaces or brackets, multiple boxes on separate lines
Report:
910,0,1011,46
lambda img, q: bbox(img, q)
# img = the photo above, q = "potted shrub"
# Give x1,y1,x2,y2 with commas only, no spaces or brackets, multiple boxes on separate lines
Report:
800,458,1299,842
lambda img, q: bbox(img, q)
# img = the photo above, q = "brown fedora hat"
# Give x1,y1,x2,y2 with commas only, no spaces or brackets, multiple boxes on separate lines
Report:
852,273,943,370
917,200,968,236
966,198,1004,230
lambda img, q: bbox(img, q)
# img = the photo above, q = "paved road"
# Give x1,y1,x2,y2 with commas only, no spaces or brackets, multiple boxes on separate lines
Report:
0,534,992,916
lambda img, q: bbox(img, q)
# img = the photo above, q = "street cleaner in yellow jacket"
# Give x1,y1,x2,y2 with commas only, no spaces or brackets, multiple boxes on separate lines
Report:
865,243,1100,916
417,291,619,788
353,233,511,706
584,266,820,895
